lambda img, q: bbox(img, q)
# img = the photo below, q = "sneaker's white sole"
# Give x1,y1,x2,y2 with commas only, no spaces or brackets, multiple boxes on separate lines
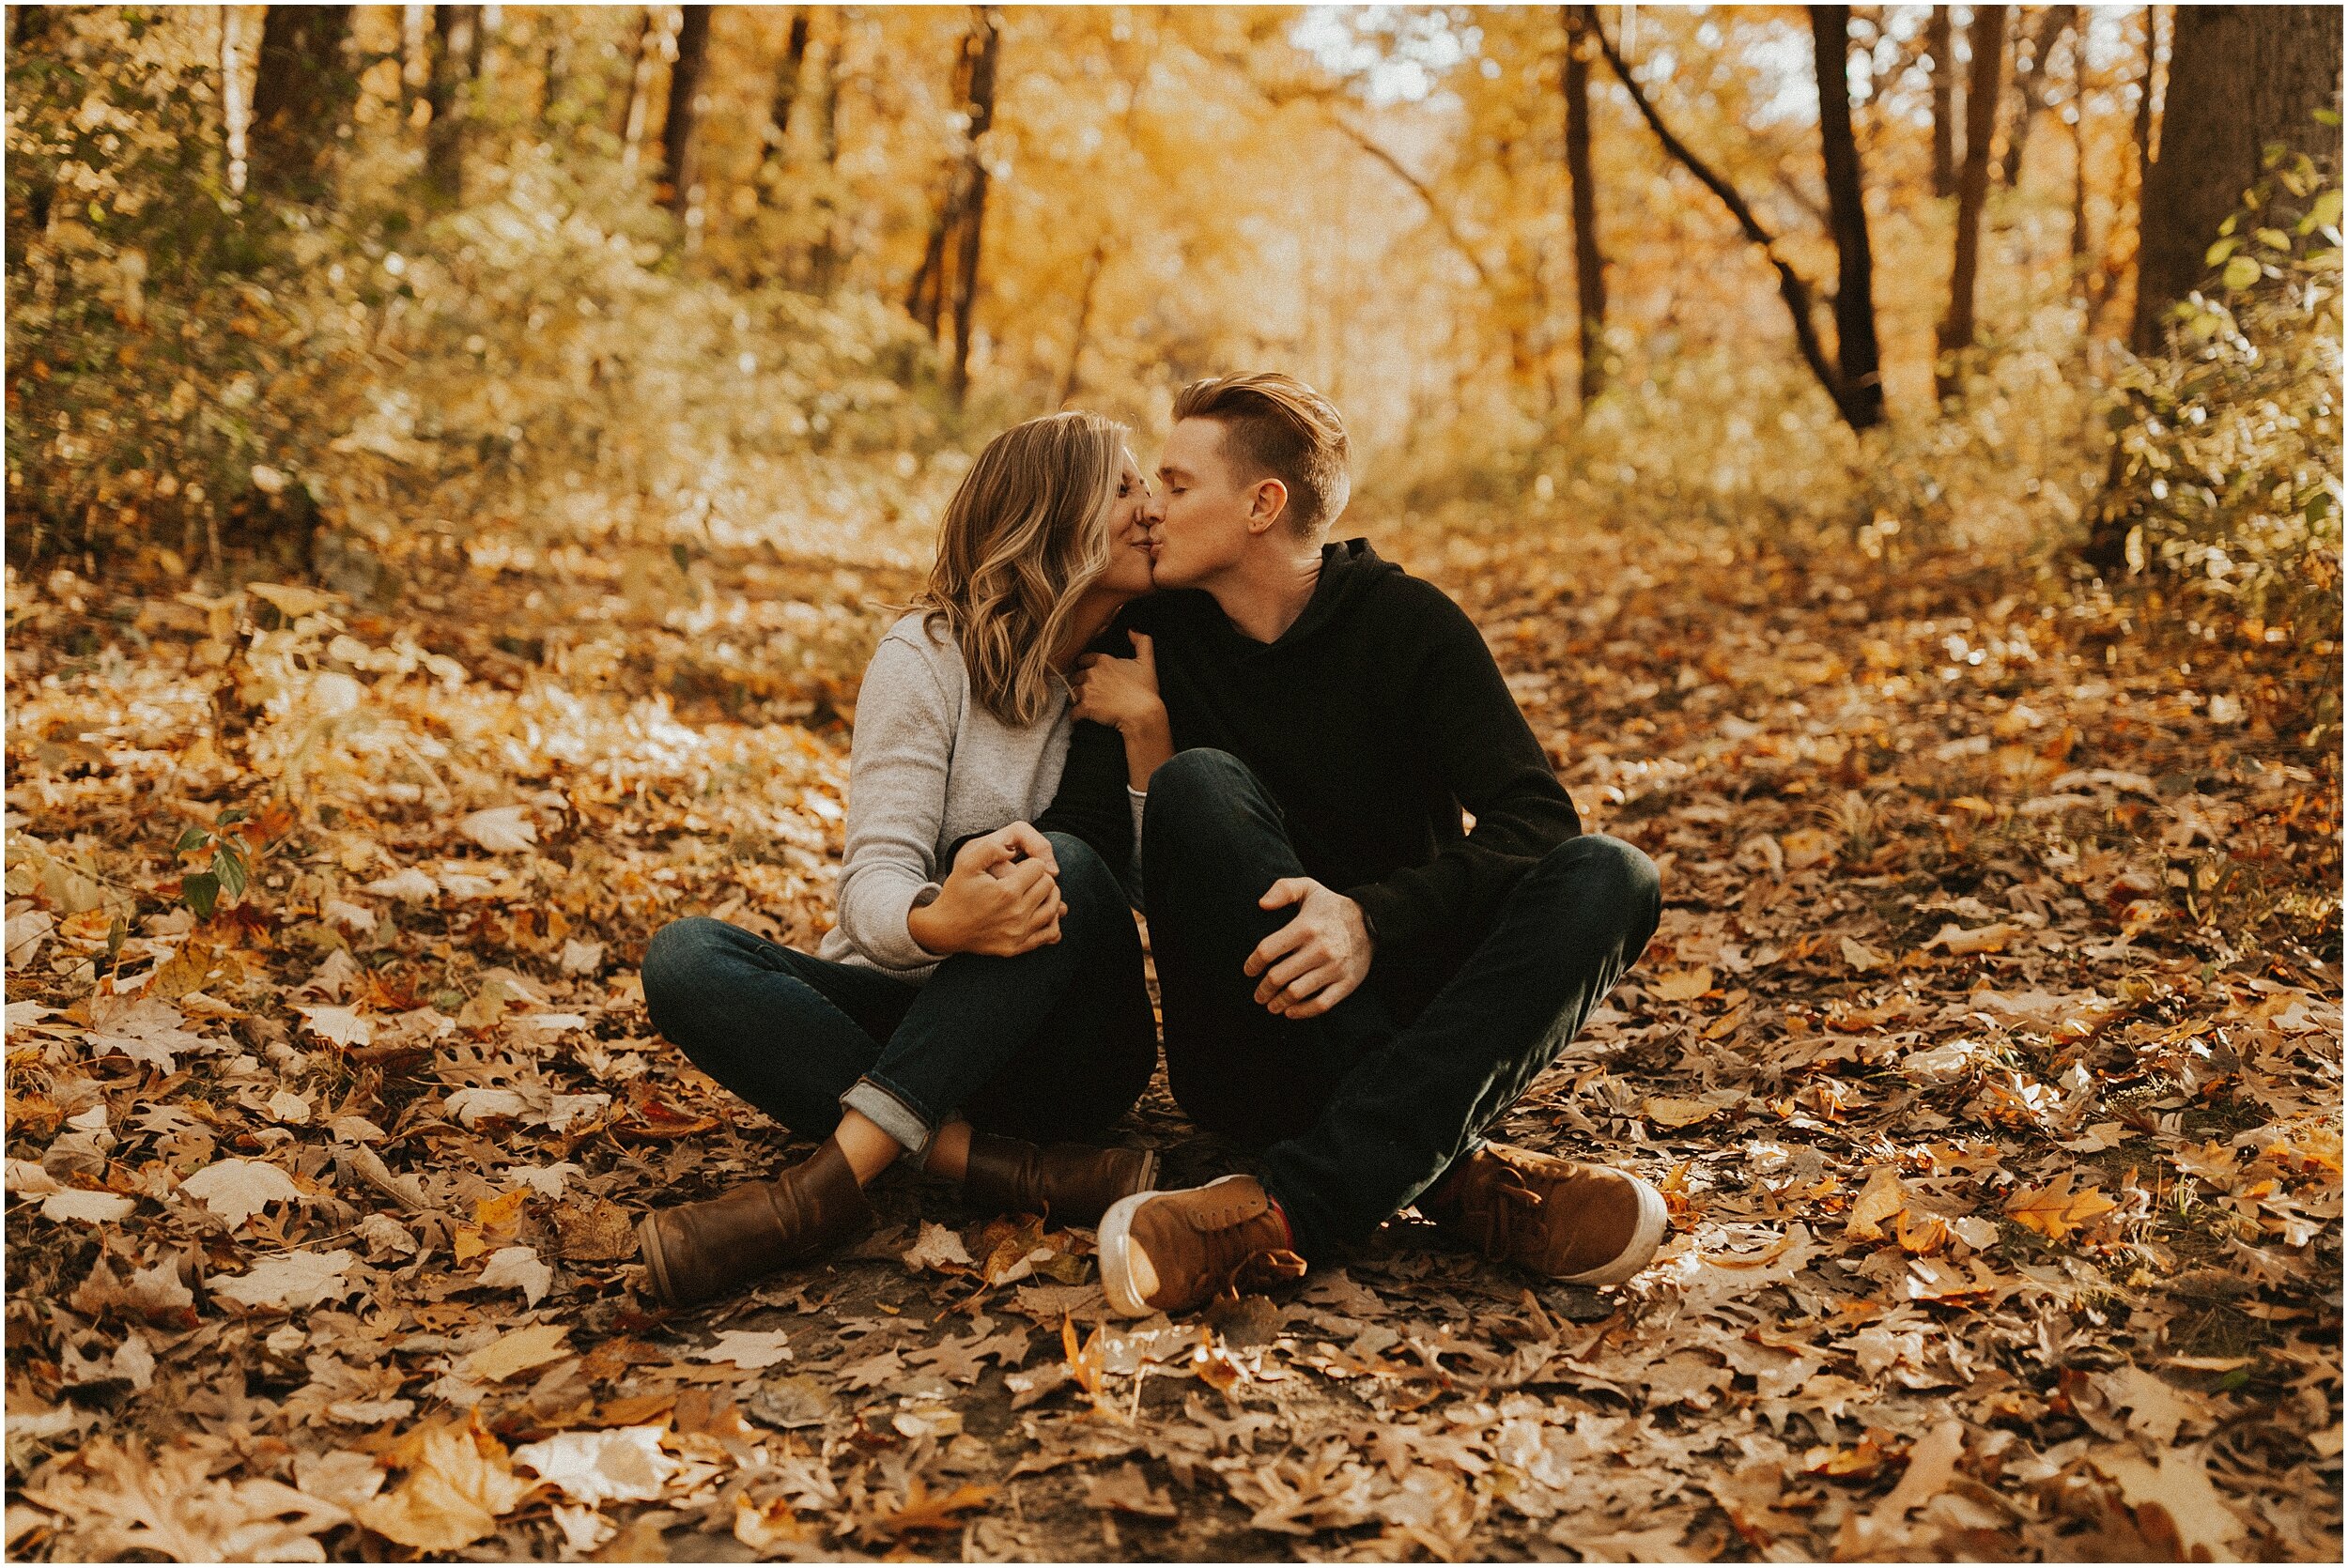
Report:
1095,1173,1252,1318
1554,1173,1670,1286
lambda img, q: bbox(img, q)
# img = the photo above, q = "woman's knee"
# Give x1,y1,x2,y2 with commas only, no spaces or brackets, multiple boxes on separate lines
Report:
641,916,738,1025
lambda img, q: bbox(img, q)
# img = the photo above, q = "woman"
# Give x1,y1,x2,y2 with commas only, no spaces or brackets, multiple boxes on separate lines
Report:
635,412,1164,1309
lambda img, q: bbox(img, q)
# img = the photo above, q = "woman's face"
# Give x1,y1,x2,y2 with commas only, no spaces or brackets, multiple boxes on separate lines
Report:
1095,450,1157,597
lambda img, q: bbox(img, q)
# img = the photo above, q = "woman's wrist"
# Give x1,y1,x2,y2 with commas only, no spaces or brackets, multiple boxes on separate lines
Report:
905,896,959,957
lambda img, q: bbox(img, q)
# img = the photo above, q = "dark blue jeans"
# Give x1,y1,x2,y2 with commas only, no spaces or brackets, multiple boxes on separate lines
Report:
1141,749,1661,1257
641,833,1157,1154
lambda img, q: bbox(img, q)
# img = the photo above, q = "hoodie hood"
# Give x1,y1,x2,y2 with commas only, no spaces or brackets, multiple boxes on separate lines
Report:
1281,538,1400,647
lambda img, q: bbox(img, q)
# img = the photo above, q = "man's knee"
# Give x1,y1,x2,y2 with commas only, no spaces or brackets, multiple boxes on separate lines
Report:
1142,747,1259,841
1536,835,1662,930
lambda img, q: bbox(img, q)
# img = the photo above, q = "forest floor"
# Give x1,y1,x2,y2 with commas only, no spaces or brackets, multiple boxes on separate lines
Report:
4,504,2340,1562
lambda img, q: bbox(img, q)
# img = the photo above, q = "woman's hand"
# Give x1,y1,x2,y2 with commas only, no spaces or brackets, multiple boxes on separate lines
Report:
905,822,1067,958
1072,631,1164,733
1073,633,1174,790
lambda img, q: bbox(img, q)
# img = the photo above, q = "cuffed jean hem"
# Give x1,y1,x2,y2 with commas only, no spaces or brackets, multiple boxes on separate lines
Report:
841,1075,935,1156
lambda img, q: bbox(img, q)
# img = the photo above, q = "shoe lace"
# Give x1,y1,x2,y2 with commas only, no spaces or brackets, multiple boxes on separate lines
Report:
1219,1247,1307,1299
1463,1166,1542,1260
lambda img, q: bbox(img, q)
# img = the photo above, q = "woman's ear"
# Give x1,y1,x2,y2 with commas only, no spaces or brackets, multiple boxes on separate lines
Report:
1246,478,1290,536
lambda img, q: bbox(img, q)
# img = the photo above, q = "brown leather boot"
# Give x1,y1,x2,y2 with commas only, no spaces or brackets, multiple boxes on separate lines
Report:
961,1133,1158,1226
1420,1143,1667,1285
635,1140,876,1309
1097,1175,1305,1317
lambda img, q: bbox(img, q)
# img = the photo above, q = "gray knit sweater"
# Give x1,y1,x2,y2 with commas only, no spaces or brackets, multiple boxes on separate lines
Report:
816,612,1088,981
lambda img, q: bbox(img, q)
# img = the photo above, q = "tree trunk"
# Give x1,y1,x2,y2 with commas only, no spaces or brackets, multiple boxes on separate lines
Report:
1563,6,1608,407
804,8,843,290
2068,8,2093,289
2130,4,2343,350
1592,17,1868,431
1927,5,1956,197
659,4,711,219
1811,6,1886,428
1058,238,1107,407
2000,7,2071,186
619,7,663,171
758,8,811,205
248,6,357,201
1936,4,2007,401
945,8,999,408
425,4,482,204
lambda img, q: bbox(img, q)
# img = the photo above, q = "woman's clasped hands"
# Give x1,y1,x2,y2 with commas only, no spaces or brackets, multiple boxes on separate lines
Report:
905,822,1068,958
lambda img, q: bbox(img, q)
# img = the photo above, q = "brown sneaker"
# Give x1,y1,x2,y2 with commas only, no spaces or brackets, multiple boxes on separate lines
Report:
1096,1175,1305,1317
635,1139,876,1309
962,1133,1158,1226
1421,1144,1667,1285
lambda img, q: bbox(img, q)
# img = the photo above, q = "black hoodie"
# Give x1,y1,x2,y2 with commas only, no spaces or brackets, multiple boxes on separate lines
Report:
1107,538,1582,989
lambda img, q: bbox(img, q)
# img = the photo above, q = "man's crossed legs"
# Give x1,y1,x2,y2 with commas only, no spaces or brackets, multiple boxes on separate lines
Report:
1099,748,1665,1314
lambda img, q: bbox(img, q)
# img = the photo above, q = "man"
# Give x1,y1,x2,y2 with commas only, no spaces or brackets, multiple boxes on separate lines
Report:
1086,373,1665,1317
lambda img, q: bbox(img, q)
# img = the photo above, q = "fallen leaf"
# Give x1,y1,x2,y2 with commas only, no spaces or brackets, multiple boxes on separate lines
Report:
2003,1170,2118,1242
458,805,538,854
463,1322,572,1383
353,1417,533,1552
178,1158,301,1229
696,1330,793,1370
1922,920,2018,957
1652,967,1715,1002
1845,1167,1908,1242
901,1221,976,1275
476,1245,553,1306
511,1426,677,1507
210,1249,358,1312
1084,1461,1176,1517
40,1190,135,1224
1840,935,1888,973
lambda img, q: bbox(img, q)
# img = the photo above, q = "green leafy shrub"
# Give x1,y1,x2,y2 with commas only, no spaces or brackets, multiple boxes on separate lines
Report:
2091,149,2342,636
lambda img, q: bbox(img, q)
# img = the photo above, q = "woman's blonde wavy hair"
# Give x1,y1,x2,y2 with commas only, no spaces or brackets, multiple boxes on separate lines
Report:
917,410,1128,728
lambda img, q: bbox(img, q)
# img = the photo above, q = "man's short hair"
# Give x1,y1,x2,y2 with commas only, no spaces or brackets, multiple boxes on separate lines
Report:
1170,373,1352,539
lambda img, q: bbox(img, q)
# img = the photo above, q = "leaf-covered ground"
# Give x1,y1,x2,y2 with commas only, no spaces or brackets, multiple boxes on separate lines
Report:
5,515,2340,1561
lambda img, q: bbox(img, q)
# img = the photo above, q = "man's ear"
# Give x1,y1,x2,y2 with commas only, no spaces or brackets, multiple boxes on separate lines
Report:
1245,478,1290,537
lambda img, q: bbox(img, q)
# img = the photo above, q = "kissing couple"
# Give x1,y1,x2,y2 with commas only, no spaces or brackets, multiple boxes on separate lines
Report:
633,372,1666,1317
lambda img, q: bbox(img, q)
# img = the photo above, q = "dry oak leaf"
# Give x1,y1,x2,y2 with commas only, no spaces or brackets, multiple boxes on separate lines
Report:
457,805,538,854
1085,1461,1177,1517
477,1245,554,1307
1644,1094,1728,1130
2084,1445,2247,1561
1840,935,1889,974
696,1330,794,1370
855,1480,996,1545
463,1322,572,1383
39,1189,136,1224
211,1249,359,1312
353,1417,534,1553
902,1220,976,1275
22,1436,352,1563
294,1005,375,1049
178,1157,301,1229
1652,967,1714,1002
2002,1170,2119,1243
1922,920,2018,957
85,995,216,1072
1845,1167,1908,1243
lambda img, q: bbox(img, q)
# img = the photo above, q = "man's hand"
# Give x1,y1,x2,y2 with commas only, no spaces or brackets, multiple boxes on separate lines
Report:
906,822,1066,958
1245,877,1373,1019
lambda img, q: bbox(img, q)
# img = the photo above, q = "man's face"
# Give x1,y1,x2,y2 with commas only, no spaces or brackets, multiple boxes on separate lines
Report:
1150,418,1269,591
